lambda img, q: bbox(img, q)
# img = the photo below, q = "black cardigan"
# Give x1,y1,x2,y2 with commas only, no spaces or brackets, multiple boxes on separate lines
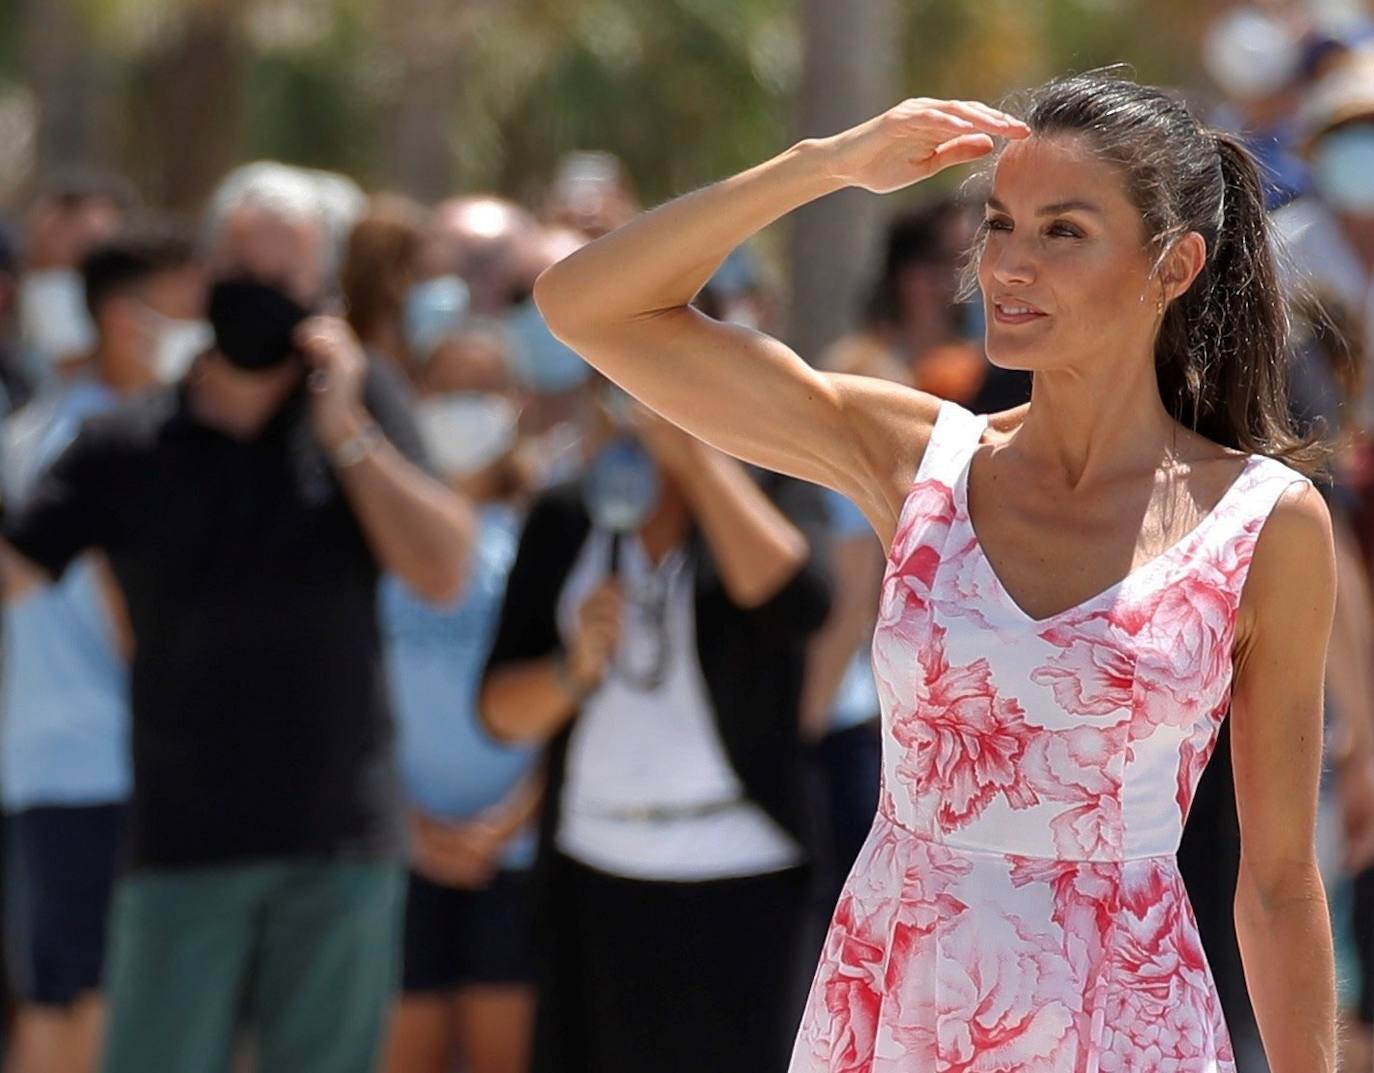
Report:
481,470,833,867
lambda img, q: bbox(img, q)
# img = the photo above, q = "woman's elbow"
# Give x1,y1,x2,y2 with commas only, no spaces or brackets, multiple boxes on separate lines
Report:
532,263,586,341
1236,851,1327,917
406,549,467,605
478,678,534,746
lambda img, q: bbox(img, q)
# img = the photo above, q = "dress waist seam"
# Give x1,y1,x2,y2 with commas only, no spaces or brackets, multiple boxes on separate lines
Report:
873,809,1176,864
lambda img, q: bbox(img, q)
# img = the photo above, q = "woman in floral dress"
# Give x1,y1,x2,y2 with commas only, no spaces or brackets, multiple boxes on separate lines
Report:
531,72,1337,1072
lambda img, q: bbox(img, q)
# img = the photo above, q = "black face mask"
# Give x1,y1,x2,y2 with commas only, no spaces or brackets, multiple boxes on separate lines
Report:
207,278,311,372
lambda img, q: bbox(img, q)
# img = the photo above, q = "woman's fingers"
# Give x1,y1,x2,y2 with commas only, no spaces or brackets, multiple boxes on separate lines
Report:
950,98,1029,136
903,99,1027,141
925,132,998,172
896,105,977,137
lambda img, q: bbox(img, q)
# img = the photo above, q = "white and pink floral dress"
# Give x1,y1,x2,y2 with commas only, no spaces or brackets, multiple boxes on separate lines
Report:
791,399,1308,1073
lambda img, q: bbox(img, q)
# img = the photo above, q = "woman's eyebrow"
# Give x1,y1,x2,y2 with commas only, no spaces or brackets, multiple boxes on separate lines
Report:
985,196,1103,215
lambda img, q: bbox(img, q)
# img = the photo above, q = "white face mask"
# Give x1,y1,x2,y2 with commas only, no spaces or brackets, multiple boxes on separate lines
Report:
130,303,213,382
1313,126,1374,215
150,316,214,381
19,269,97,367
416,393,519,478
1202,8,1301,102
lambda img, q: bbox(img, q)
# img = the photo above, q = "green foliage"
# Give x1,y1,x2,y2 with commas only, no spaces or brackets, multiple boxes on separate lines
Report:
0,0,1217,207
239,3,385,182
456,0,796,203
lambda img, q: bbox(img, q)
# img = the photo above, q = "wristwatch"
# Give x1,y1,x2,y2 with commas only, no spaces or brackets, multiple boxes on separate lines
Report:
332,422,385,468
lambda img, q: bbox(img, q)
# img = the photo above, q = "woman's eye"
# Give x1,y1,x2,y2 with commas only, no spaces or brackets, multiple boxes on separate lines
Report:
982,217,1012,232
1048,222,1082,238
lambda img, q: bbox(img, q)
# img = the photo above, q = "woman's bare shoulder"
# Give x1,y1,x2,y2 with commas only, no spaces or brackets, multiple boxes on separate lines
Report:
1235,478,1333,652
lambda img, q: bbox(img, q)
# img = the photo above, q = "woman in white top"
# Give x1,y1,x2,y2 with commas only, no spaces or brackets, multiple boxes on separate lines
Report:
481,381,832,1072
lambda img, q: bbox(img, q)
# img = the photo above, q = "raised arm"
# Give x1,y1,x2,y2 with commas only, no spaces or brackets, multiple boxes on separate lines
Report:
297,317,473,603
1230,482,1338,1073
534,99,1027,543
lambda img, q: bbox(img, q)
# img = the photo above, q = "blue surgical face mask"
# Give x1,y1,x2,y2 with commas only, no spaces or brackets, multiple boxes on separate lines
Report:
1313,126,1374,215
583,437,660,533
404,275,470,363
504,298,592,395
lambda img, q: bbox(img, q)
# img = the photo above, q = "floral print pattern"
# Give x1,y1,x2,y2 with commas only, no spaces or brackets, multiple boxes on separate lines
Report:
792,401,1305,1073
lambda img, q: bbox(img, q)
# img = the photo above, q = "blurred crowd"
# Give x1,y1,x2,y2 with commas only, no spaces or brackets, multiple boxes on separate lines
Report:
4,4,1374,1073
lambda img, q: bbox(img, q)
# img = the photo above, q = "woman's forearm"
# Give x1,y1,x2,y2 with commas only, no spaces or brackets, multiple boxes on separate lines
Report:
675,445,809,608
1235,863,1337,1073
480,658,580,745
330,408,474,602
535,140,843,337
801,536,882,740
488,769,545,839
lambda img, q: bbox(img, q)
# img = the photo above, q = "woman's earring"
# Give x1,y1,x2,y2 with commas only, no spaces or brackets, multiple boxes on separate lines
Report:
1156,294,1165,317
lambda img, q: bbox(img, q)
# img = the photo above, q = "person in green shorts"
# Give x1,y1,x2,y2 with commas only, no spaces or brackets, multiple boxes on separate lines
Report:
0,161,473,1073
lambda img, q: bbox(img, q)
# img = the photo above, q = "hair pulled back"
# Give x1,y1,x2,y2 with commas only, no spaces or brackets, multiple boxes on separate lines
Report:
985,71,1325,472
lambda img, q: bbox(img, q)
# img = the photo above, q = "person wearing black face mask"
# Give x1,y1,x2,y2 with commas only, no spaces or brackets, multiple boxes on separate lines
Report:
0,168,474,1073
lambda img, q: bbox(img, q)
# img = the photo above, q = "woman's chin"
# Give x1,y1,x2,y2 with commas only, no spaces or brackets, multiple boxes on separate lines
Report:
984,338,1049,372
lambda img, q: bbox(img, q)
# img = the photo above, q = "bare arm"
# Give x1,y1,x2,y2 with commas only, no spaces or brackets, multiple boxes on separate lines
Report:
298,316,473,603
639,409,810,608
325,404,473,602
800,530,884,741
534,99,1026,544
482,580,621,745
481,655,582,745
0,540,44,602
1230,482,1338,1073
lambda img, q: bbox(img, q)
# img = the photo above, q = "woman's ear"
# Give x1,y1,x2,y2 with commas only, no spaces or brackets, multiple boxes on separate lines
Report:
1159,230,1208,301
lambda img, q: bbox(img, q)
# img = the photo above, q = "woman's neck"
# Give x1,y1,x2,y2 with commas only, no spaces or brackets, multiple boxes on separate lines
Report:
1009,353,1181,487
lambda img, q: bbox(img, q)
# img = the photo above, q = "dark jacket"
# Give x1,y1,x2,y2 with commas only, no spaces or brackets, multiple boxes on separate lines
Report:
481,470,833,867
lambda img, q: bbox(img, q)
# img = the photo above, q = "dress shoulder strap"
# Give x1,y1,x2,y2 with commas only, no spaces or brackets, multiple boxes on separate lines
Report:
913,398,988,489
1215,454,1312,532
1189,453,1314,600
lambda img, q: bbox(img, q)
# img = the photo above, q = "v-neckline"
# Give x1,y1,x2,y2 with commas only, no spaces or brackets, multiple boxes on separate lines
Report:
953,430,1259,628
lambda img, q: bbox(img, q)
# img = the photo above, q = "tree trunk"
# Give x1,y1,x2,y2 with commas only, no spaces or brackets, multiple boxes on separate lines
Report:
380,0,488,200
23,0,112,178
788,0,901,361
388,51,461,201
145,1,249,214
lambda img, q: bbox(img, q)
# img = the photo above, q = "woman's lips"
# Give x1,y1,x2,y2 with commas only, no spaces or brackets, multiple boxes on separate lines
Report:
991,299,1049,326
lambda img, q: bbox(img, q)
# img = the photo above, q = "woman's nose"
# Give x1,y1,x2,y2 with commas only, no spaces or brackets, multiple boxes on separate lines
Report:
985,241,1037,288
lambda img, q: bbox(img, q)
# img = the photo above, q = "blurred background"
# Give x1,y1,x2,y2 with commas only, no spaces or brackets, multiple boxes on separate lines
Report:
1,2,1374,1073
0,0,1274,358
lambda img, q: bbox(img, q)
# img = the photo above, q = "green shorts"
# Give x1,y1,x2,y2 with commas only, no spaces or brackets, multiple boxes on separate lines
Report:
100,859,403,1073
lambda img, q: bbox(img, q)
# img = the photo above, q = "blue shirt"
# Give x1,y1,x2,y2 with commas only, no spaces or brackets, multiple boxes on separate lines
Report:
380,503,538,869
824,489,881,732
1,380,130,810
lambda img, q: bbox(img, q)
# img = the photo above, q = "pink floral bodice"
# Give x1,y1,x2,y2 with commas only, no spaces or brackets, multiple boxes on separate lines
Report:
792,399,1309,1073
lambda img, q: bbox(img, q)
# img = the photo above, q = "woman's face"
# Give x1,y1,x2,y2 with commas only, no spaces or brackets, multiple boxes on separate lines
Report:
976,134,1162,374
